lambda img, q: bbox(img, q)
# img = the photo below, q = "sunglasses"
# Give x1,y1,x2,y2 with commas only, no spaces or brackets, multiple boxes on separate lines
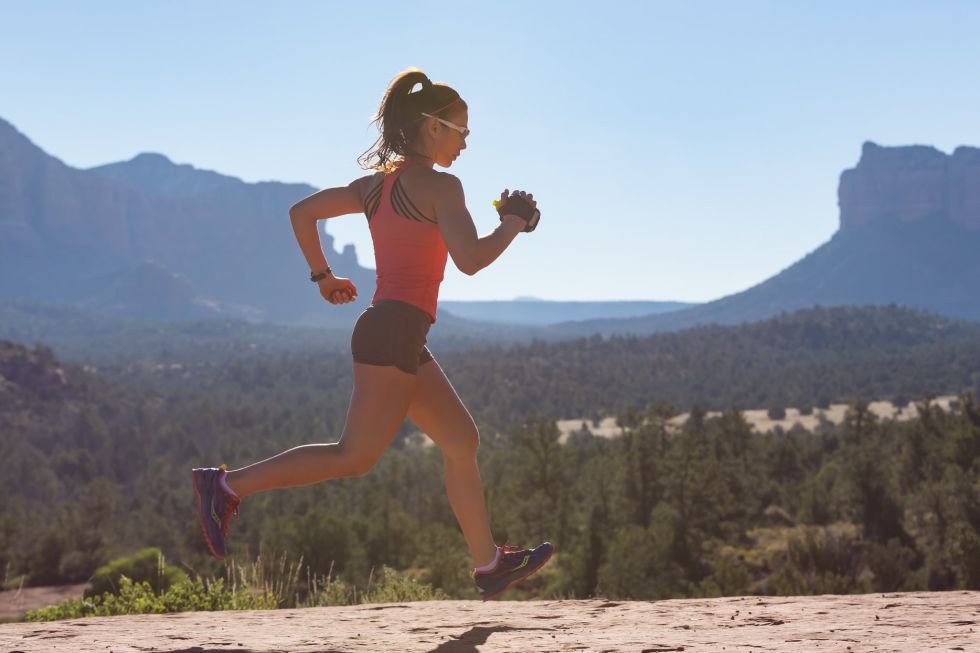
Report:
421,112,470,139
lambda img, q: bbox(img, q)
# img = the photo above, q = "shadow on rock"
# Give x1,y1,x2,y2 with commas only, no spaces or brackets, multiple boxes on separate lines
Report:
428,625,552,653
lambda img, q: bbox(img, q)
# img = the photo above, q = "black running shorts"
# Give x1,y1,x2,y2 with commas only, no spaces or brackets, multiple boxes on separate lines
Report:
350,300,435,375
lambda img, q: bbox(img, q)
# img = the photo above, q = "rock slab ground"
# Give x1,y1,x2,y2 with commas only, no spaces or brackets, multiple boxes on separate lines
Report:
0,591,977,652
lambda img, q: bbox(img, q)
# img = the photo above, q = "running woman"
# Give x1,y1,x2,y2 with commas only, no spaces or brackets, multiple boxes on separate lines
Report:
192,68,553,602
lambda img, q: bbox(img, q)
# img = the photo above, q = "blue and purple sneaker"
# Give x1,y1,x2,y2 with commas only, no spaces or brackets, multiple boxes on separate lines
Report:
191,464,241,560
472,542,555,601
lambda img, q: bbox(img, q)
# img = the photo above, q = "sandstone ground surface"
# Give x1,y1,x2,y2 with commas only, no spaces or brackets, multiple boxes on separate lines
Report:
0,591,976,652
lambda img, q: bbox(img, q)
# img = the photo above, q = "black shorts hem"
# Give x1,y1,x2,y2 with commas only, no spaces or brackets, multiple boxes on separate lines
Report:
350,301,435,375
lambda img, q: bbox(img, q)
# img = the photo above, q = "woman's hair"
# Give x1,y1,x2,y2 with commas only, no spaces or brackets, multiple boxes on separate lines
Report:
358,68,467,172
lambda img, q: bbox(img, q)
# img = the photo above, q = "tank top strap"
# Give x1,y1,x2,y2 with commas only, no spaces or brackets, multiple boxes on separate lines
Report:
380,161,413,212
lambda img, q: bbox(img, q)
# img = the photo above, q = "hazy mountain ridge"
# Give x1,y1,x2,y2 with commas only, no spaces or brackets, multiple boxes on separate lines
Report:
0,299,537,364
3,304,979,454
2,304,978,418
2,117,681,329
3,119,978,332
0,116,372,323
90,151,277,199
439,299,696,325
550,218,980,337
436,303,980,422
547,142,980,337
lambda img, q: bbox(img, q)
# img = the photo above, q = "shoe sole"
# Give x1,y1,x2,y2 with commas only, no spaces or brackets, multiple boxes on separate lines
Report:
192,470,225,561
481,547,554,602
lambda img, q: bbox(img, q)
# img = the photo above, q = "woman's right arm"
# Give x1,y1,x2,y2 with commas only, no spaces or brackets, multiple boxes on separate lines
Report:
289,175,374,302
433,173,527,276
289,175,374,225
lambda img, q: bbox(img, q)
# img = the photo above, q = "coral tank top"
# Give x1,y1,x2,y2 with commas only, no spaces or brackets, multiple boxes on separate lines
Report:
368,162,449,323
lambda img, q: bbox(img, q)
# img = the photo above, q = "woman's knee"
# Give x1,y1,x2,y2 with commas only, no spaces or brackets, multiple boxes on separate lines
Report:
335,443,380,478
442,424,481,460
347,458,378,477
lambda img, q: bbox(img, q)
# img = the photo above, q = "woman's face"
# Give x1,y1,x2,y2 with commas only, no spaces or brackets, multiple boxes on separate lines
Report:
422,108,468,168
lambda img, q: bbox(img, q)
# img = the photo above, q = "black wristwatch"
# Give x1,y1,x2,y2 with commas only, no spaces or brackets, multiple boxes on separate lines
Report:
310,266,332,282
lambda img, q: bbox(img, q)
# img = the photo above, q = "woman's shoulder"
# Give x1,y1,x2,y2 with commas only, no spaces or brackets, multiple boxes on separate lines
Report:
352,170,384,188
397,166,460,196
420,169,463,195
351,171,384,213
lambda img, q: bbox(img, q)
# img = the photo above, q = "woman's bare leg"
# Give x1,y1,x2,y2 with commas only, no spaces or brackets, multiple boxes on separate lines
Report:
407,358,497,568
224,363,417,499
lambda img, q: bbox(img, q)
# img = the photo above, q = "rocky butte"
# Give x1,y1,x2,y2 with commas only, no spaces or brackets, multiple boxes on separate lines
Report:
839,141,980,231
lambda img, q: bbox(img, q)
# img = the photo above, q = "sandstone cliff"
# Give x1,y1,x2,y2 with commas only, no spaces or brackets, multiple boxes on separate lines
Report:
839,141,980,231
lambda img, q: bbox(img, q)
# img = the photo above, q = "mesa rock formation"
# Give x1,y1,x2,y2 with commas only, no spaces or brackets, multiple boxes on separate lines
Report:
839,141,980,231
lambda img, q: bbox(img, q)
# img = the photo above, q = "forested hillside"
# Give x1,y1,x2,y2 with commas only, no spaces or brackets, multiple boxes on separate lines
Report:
2,303,979,604
441,304,980,425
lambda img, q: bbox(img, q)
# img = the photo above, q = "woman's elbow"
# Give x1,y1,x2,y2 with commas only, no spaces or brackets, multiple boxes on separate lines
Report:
290,202,315,223
455,259,481,276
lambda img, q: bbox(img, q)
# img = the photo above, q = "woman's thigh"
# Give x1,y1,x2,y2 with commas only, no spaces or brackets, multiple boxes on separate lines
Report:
407,358,480,460
337,362,418,476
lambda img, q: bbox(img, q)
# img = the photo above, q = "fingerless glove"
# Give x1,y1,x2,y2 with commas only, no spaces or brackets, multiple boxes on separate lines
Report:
495,196,541,233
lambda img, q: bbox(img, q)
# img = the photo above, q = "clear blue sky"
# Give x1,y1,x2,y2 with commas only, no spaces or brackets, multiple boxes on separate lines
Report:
2,1,978,301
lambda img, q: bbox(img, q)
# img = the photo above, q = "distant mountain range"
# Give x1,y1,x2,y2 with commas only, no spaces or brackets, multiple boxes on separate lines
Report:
2,115,978,331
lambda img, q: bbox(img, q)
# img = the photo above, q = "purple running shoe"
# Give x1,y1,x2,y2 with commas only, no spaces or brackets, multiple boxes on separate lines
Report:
191,464,240,560
472,542,555,601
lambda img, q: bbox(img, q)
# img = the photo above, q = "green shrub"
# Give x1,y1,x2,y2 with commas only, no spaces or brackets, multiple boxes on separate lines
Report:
596,512,686,600
297,564,447,607
360,565,449,604
226,551,304,608
86,547,187,598
224,551,448,609
762,523,870,595
696,545,751,597
304,570,358,607
26,575,276,621
945,521,980,589
408,523,471,596
866,537,917,591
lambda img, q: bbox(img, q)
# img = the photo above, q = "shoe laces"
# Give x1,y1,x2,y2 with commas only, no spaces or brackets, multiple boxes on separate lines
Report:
472,544,522,579
217,465,241,533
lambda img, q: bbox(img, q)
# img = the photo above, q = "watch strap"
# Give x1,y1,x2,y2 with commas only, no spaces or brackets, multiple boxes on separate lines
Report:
310,266,332,282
